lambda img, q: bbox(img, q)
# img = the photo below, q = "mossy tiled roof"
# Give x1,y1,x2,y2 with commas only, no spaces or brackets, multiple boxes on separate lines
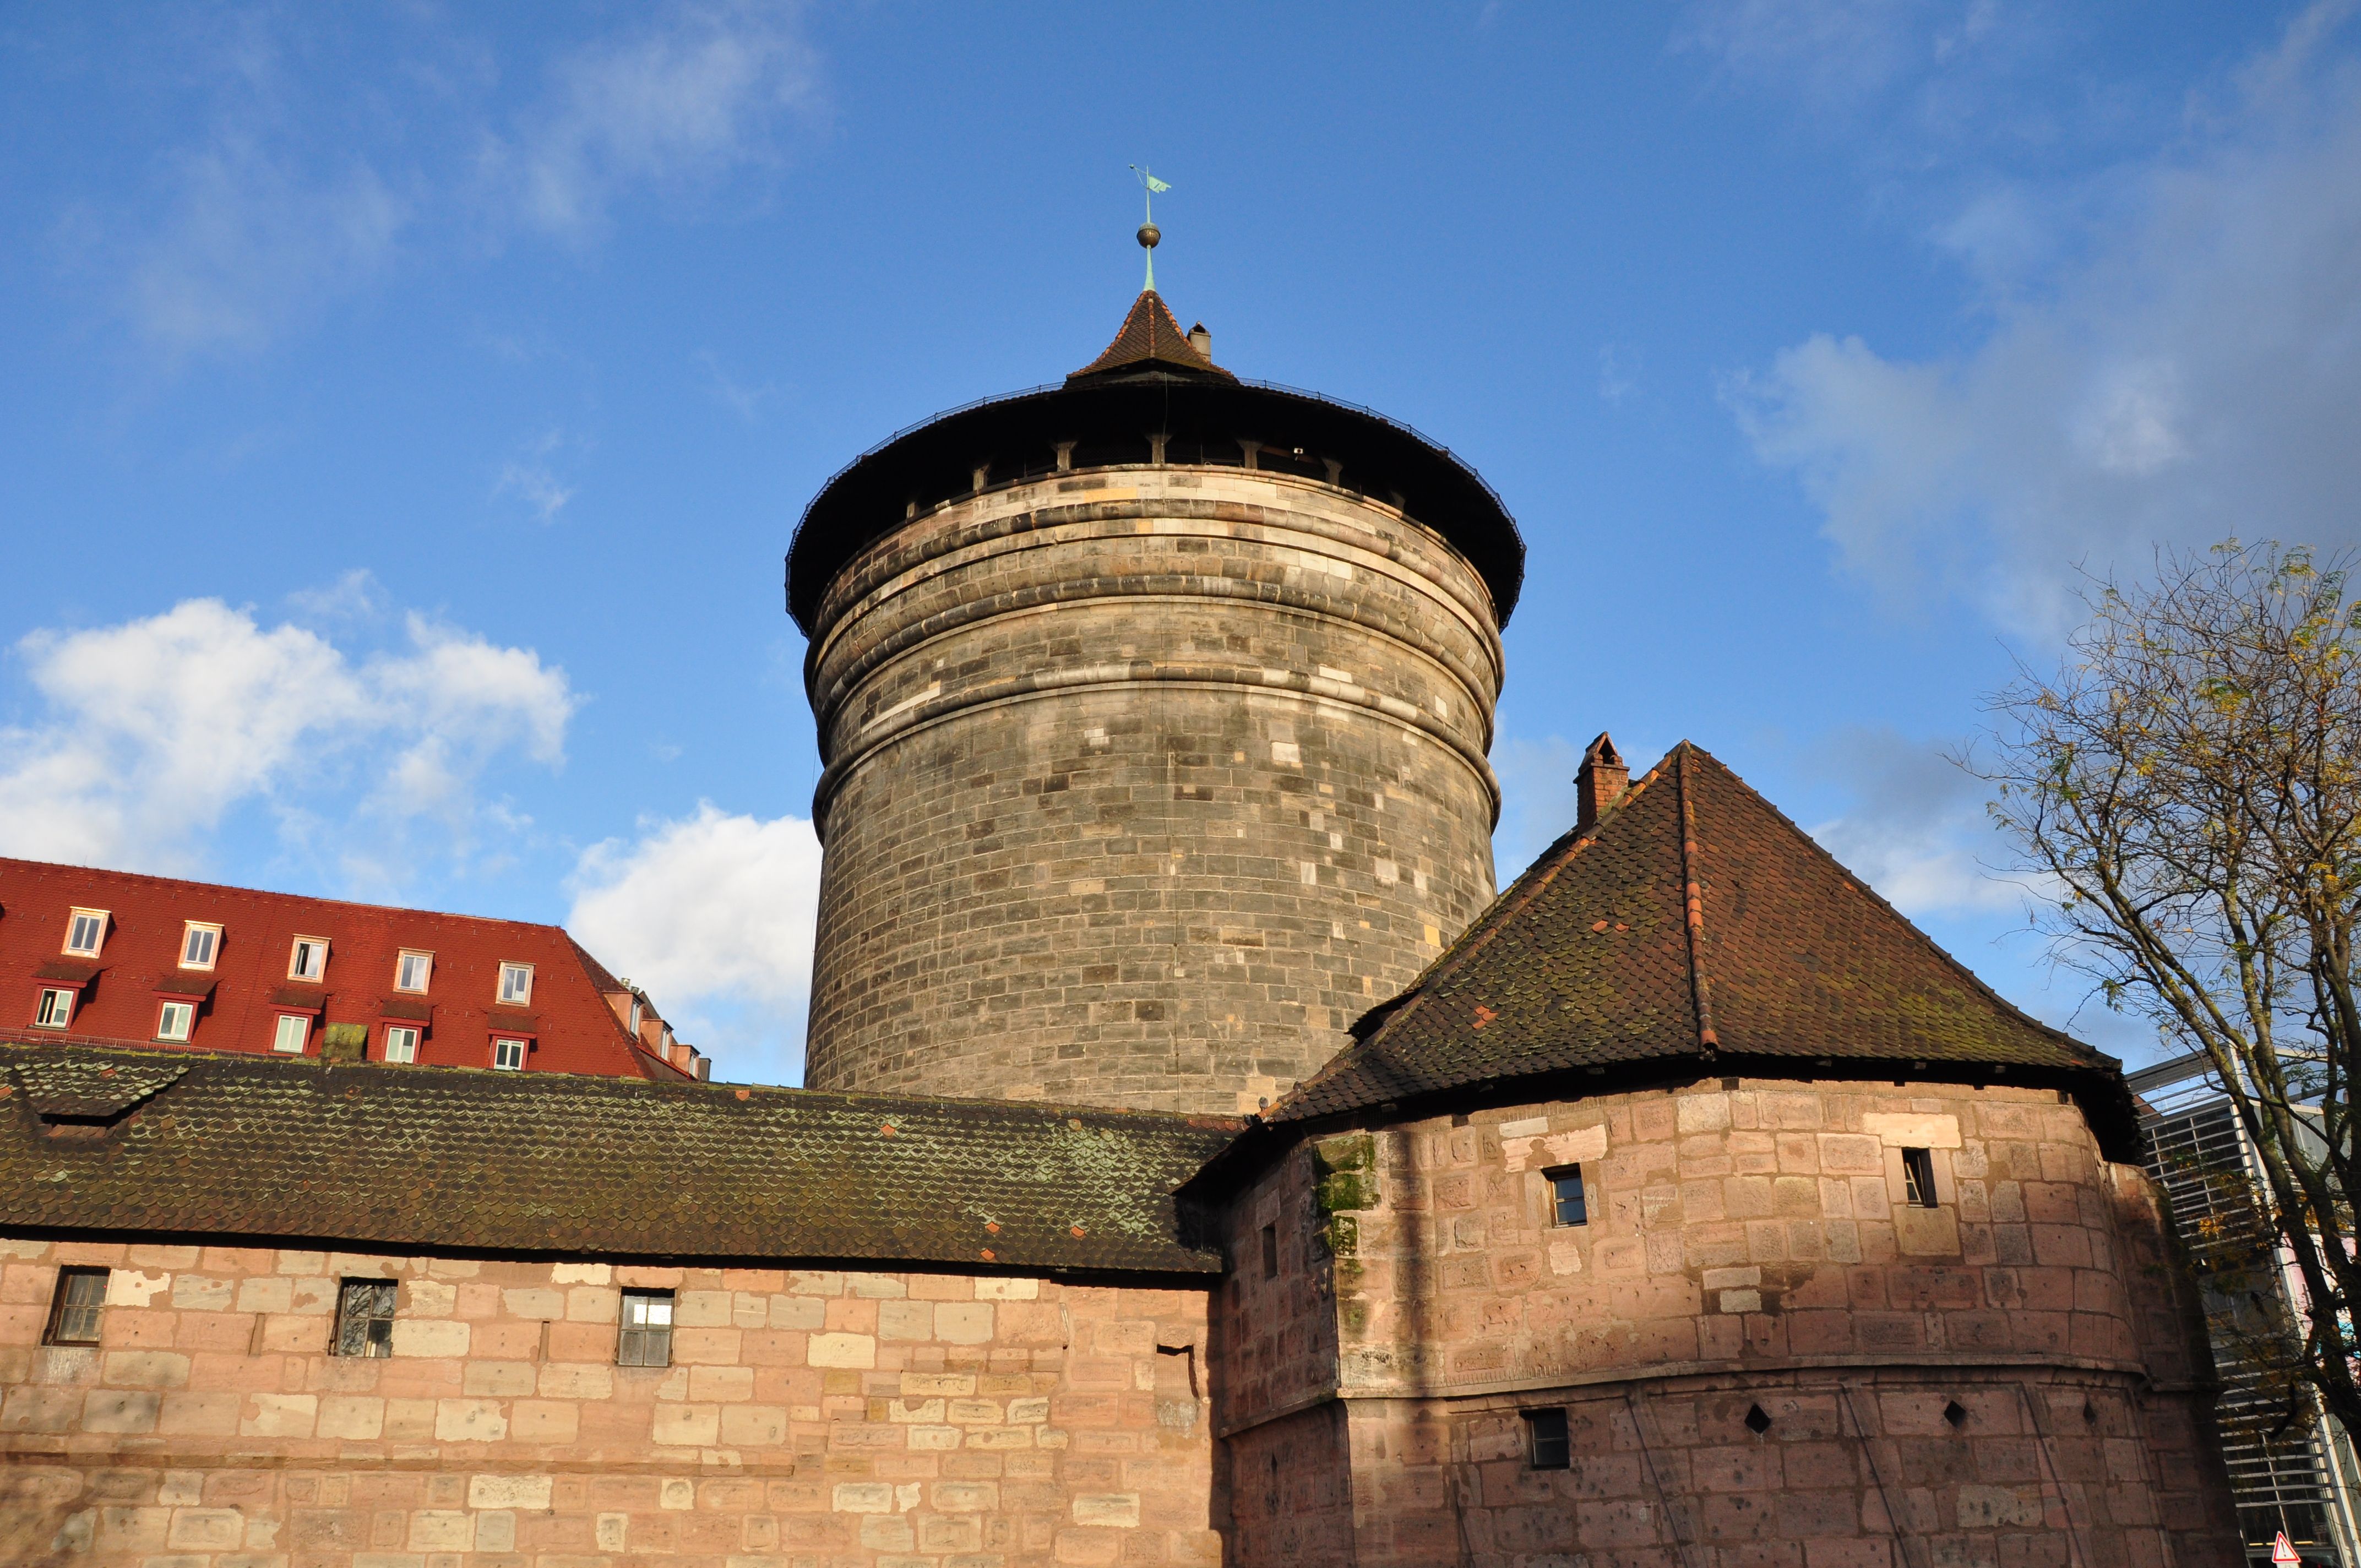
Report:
1272,743,2114,1123
0,1043,1239,1275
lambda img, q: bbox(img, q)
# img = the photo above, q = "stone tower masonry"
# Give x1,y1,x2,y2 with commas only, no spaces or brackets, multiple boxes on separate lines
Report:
786,288,1524,1114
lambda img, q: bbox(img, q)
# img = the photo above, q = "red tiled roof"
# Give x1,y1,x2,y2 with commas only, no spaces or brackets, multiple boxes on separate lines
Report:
1068,290,1234,382
1270,742,2118,1125
0,857,690,1082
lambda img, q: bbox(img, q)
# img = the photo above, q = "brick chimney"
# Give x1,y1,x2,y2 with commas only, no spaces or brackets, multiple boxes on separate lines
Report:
1188,322,1212,362
1576,732,1628,834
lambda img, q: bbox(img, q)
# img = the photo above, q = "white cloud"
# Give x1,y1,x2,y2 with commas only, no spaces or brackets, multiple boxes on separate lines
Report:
86,4,820,356
128,144,412,356
697,348,777,421
0,597,576,881
488,2,820,239
1678,0,2006,116
494,431,579,522
1732,3,2361,632
1800,728,2021,918
566,804,822,1084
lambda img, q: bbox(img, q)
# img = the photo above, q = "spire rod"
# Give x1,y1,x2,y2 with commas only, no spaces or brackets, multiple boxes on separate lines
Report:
1129,164,1171,291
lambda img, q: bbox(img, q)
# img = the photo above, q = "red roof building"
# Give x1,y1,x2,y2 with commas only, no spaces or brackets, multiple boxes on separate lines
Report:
0,857,704,1082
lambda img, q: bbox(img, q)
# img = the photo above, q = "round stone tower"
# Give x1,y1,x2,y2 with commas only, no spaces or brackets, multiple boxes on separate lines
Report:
787,287,1522,1115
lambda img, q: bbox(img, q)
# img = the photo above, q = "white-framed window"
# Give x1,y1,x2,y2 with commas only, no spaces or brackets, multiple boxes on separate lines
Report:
179,922,222,970
628,995,644,1034
288,937,329,982
63,908,108,956
383,1026,420,1064
394,950,433,993
155,1001,195,1042
618,1288,674,1366
272,1015,310,1054
492,1037,527,1071
497,962,533,1006
34,988,75,1030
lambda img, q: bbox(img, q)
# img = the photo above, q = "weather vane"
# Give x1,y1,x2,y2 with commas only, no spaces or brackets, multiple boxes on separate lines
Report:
1129,164,1171,291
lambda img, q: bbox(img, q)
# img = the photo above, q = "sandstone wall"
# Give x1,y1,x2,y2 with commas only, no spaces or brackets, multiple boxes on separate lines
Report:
1211,1076,2245,1568
799,466,1504,1114
0,1239,1217,1567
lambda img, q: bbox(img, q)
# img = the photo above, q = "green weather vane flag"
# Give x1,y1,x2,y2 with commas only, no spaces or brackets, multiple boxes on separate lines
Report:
1130,165,1171,290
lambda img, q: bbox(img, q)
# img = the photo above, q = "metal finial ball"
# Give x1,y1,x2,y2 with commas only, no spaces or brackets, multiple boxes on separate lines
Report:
1138,222,1161,249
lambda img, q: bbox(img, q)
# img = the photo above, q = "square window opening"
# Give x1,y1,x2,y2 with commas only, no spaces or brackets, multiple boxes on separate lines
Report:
179,922,220,970
383,1026,420,1064
394,950,433,993
619,1288,675,1366
34,987,75,1030
289,937,328,982
64,910,107,956
1524,1407,1571,1469
45,1266,109,1345
334,1280,398,1358
1902,1147,1939,1208
493,1037,527,1071
1545,1164,1588,1227
1260,1223,1279,1280
272,1015,309,1055
498,962,534,1006
156,1001,194,1042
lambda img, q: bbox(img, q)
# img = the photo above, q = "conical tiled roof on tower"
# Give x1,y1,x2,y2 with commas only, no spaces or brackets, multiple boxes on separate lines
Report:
1269,741,2115,1125
1067,290,1234,382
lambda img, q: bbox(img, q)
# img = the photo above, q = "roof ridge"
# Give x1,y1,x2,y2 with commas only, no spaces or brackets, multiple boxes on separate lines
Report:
0,855,567,934
1682,747,2096,1061
1280,758,1679,1106
0,1040,1253,1125
1673,744,1720,1055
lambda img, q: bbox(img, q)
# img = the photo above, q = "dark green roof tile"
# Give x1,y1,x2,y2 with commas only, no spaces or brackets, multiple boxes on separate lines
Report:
1271,743,2113,1123
0,1044,1239,1275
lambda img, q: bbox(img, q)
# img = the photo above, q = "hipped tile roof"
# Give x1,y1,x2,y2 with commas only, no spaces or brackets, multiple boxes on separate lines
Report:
1068,290,1233,382
1272,742,2114,1124
0,1043,1239,1275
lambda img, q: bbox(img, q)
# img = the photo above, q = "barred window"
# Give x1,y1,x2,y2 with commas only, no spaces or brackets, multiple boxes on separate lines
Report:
334,1280,398,1358
619,1289,674,1367
1524,1407,1570,1469
45,1267,108,1345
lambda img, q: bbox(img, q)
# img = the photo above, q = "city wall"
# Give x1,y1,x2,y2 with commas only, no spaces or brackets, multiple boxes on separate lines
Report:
0,1243,1217,1567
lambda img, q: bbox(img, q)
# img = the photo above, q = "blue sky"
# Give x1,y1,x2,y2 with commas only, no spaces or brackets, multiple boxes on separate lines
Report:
5,2,2357,1085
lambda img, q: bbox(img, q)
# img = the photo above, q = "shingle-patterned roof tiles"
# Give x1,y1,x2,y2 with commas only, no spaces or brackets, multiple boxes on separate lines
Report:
1068,289,1233,382
0,1043,1241,1275
1271,743,2113,1123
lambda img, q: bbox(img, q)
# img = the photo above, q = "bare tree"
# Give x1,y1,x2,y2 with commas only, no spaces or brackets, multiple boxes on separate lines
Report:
1978,540,2361,1435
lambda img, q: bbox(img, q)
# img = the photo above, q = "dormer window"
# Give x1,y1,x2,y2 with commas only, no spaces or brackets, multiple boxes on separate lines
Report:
497,962,533,1006
289,937,328,982
156,1001,195,1042
34,988,75,1030
394,950,433,993
63,909,107,956
179,922,221,970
